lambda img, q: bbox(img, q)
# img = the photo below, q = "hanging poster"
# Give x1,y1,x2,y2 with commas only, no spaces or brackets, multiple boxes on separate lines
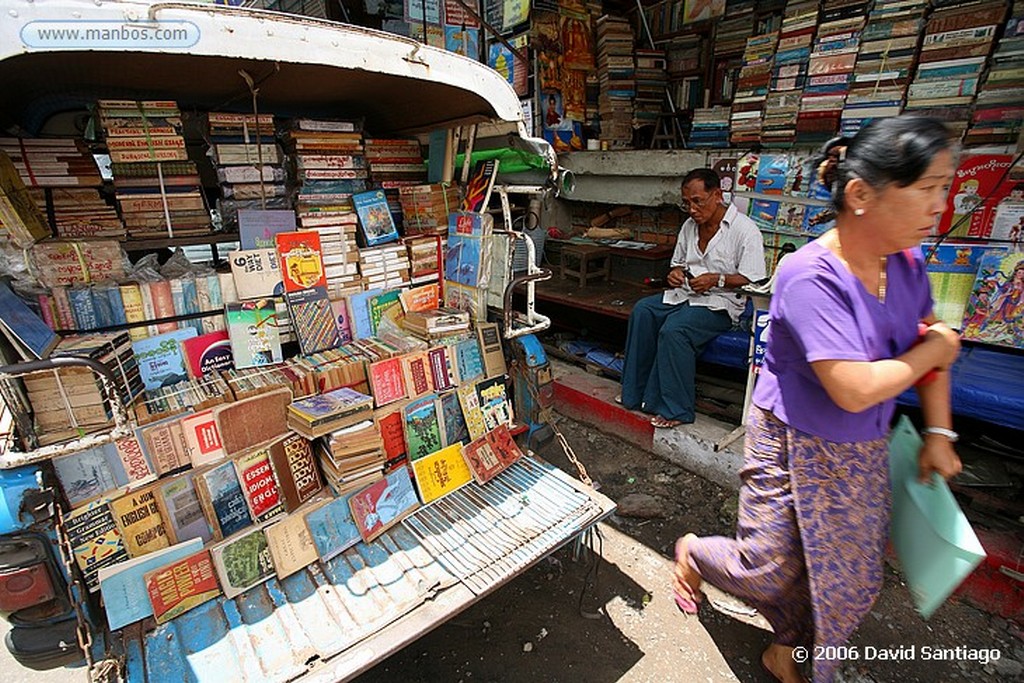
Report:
404,0,442,24
483,0,502,30
444,0,480,27
445,26,480,57
542,92,567,130
503,0,529,30
487,37,529,96
683,0,725,23
961,251,1024,349
559,12,593,71
561,68,586,121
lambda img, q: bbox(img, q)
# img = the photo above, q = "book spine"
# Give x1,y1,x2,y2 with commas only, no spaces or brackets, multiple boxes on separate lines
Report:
118,283,148,341
138,282,159,337
37,293,57,331
150,280,178,333
68,287,97,330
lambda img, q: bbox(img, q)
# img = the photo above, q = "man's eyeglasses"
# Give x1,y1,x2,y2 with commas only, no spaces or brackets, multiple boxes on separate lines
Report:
679,195,715,212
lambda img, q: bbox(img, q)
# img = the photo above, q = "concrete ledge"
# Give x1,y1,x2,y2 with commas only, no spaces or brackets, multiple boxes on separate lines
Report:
651,417,743,491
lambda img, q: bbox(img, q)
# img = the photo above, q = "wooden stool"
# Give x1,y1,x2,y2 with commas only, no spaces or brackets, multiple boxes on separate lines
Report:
561,244,611,286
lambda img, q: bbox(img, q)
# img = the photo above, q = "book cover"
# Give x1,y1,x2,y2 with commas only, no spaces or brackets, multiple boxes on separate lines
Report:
195,461,253,539
144,548,221,624
53,439,155,508
152,471,214,545
438,390,470,447
411,443,472,504
98,538,204,631
403,394,443,461
454,337,484,383
66,501,129,592
149,280,178,333
330,296,354,344
476,375,514,431
460,162,498,213
476,323,507,378
238,209,297,250
377,405,409,470
210,526,275,600
352,190,400,246
402,351,434,398
229,249,285,300
303,494,361,561
368,289,402,335
368,357,408,407
233,448,285,523
225,299,283,369
289,387,374,424
428,346,458,392
444,234,484,287
457,382,487,440
0,281,58,359
109,486,170,558
754,154,789,195
180,409,226,468
276,231,328,293
460,424,523,484
213,388,292,457
182,331,234,378
285,287,340,355
348,468,420,542
133,328,198,391
135,415,191,476
940,155,1018,238
960,251,1024,349
924,243,1006,328
989,202,1024,248
347,288,383,340
265,509,319,579
399,283,440,313
267,433,324,512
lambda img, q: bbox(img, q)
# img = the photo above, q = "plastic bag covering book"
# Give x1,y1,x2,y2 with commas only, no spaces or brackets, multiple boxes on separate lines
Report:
888,415,986,619
348,467,420,541
353,190,399,246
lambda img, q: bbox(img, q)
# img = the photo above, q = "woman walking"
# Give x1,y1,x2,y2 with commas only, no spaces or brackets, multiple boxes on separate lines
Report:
673,117,964,683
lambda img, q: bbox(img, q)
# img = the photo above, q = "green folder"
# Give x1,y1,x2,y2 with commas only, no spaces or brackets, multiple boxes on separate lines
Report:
888,415,986,619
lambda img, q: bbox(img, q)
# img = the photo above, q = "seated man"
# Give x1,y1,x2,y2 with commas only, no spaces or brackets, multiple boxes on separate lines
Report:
620,168,766,428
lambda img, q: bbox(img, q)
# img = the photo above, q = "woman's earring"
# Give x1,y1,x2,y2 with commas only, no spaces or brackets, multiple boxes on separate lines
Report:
854,208,865,216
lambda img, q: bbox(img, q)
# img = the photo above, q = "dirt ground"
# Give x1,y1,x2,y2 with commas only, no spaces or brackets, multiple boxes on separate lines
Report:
355,415,1024,683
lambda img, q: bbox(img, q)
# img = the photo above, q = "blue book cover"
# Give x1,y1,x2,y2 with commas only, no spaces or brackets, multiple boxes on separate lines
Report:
133,328,198,391
347,288,383,340
754,155,789,195
439,391,469,447
352,190,399,246
106,284,127,326
455,337,483,383
67,286,98,331
200,461,252,538
445,234,482,286
0,281,58,359
749,199,781,229
98,537,203,631
304,494,361,562
91,287,114,328
180,277,203,335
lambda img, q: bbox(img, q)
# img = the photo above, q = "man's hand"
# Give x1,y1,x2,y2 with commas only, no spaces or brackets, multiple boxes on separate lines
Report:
667,266,688,288
688,273,718,295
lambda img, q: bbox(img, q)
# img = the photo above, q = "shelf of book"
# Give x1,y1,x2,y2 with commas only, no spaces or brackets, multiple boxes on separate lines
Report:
120,233,241,251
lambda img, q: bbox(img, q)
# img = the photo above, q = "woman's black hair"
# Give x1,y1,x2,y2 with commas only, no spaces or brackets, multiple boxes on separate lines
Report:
815,116,952,211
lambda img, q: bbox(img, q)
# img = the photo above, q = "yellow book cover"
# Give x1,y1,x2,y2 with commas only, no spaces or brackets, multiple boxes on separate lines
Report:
457,383,487,440
109,485,170,557
265,508,319,579
119,283,149,341
411,443,472,504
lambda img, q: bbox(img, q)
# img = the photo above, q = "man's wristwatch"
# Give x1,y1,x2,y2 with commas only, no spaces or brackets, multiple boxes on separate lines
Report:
717,273,726,288
921,426,959,442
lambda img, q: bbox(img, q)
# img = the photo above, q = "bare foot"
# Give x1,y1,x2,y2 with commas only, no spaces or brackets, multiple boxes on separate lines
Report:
761,644,809,683
672,534,703,604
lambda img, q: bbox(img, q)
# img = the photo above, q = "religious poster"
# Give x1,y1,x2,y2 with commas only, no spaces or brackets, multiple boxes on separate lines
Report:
559,12,594,71
561,68,586,121
960,251,1024,349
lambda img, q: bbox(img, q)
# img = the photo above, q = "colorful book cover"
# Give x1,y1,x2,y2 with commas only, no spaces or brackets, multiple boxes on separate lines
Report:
411,443,472,504
476,375,514,430
377,405,409,470
267,433,324,512
109,486,170,558
304,494,361,561
438,390,469,447
940,155,1019,238
196,461,253,538
402,352,434,398
276,231,327,293
98,538,204,630
990,202,1024,249
144,549,221,624
924,243,1007,328
454,337,484,383
784,151,813,197
748,199,781,229
403,393,443,461
153,471,214,545
352,190,400,246
460,424,523,484
132,328,198,391
460,162,499,213
229,249,285,300
234,448,284,523
445,234,484,286
735,152,760,193
225,298,282,368
330,296,353,344
801,204,834,236
368,289,402,335
239,209,297,250
182,331,234,378
66,501,129,592
399,283,440,313
180,409,226,468
289,387,374,423
347,288,383,340
0,281,58,359
369,357,408,407
960,251,1024,349
210,526,275,600
285,287,341,355
53,439,155,508
265,509,319,579
754,154,789,194
775,202,806,231
348,468,420,542
457,382,487,440
428,346,457,392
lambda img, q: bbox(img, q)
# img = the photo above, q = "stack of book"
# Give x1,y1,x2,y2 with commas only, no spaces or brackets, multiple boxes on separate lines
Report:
288,386,374,439
222,360,318,401
796,1,869,146
841,0,927,136
730,32,778,146
317,418,386,494
23,332,143,445
1,137,104,188
633,49,669,128
596,15,636,149
763,0,818,147
359,244,410,291
365,138,426,230
904,1,1007,139
26,187,123,239
208,113,287,232
134,374,232,424
402,307,471,340
667,34,706,114
98,101,210,240
715,3,756,59
294,345,372,395
405,235,444,288
965,1,1024,146
688,106,732,147
398,184,460,236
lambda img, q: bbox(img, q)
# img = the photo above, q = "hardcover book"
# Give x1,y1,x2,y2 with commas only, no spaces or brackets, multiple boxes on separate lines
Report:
265,508,320,579
133,328,198,391
303,494,361,561
213,388,292,457
180,409,226,468
428,346,458,392
152,471,214,545
210,526,275,599
194,460,253,539
182,331,234,378
109,485,170,558
225,299,283,369
460,424,523,484
411,443,473,504
348,468,420,542
267,433,324,512
352,190,400,246
0,281,58,359
403,393,443,461
233,447,285,523
144,549,221,624
476,323,507,378
66,501,129,592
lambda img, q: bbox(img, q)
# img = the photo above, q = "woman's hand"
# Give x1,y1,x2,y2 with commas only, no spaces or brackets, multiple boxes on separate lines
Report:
917,435,962,483
923,321,961,370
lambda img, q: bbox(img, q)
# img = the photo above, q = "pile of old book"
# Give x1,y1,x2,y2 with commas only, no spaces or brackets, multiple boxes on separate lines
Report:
288,386,375,438
208,112,287,231
965,0,1023,146
764,0,818,146
730,31,778,146
596,15,636,149
358,243,411,291
398,183,459,236
0,137,104,188
365,138,427,230
98,100,211,239
316,416,386,494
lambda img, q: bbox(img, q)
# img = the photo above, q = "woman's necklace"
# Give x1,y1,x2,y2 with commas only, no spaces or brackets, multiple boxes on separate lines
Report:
833,234,888,304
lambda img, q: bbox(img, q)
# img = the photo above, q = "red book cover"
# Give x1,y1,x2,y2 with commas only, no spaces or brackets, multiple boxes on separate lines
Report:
275,231,326,293
182,330,233,378
461,424,524,484
144,549,221,624
428,347,457,391
940,155,1018,238
377,409,409,471
233,448,284,523
348,468,420,542
368,357,408,407
402,352,433,398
